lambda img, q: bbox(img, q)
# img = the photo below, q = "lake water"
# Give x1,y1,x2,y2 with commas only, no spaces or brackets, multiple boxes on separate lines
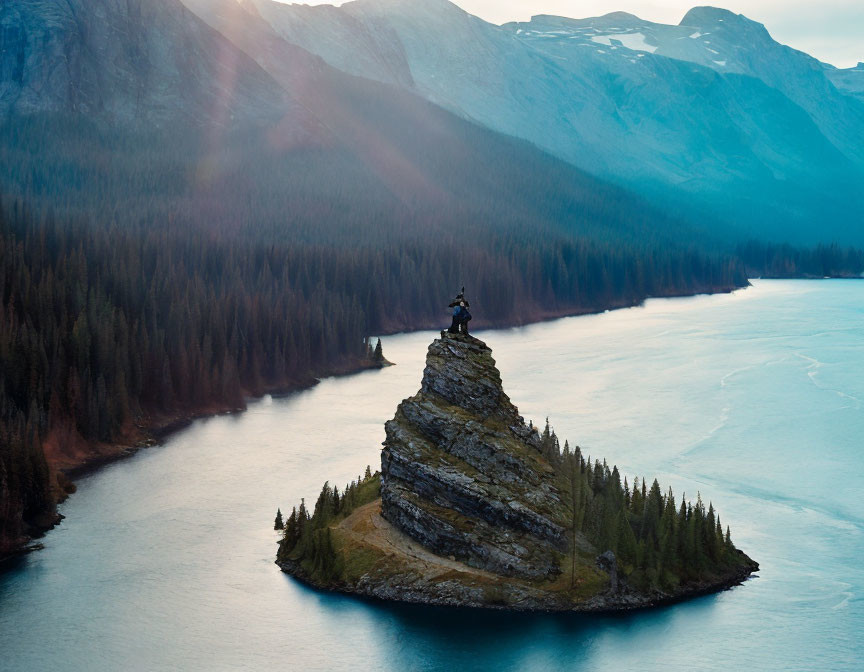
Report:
0,280,861,671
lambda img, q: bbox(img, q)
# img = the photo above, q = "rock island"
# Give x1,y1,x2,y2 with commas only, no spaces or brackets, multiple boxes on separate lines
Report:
276,332,758,611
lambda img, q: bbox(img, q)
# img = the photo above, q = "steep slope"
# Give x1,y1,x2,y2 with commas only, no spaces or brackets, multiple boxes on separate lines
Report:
504,13,860,232
503,9,864,240
670,8,864,165
380,334,568,580
827,63,864,102
241,0,414,87
526,3,864,160
1,0,725,250
249,0,864,243
0,0,299,126
277,332,759,611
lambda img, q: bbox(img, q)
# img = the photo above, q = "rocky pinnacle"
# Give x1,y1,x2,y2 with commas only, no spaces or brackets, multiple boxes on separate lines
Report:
380,332,568,580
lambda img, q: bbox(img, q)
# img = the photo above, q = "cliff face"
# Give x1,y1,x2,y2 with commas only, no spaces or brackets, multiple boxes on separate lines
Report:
380,333,567,579
0,0,291,124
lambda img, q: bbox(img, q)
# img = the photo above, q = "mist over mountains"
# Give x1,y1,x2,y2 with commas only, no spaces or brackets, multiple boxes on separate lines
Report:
1,0,707,251
0,0,861,244
242,0,864,243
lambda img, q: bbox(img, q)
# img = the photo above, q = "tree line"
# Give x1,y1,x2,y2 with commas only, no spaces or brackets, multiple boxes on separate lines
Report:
538,422,744,591
277,467,379,583
737,241,864,278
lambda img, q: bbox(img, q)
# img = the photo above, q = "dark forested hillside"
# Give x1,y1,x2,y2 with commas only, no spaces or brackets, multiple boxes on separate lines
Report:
737,242,864,278
0,198,747,559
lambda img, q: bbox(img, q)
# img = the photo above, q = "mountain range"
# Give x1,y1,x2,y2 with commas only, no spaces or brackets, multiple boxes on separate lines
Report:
241,0,864,243
0,0,708,251
1,0,862,244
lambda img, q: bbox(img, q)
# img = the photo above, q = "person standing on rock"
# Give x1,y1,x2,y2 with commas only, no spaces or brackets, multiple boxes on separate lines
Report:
448,288,471,335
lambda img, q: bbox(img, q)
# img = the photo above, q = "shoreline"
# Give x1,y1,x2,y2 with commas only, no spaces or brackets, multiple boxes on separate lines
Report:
0,359,386,566
2,281,746,566
276,555,760,615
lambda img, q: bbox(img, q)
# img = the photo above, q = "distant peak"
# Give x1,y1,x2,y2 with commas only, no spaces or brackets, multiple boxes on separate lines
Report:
526,14,577,25
600,11,641,21
680,6,736,24
681,6,759,28
680,6,771,40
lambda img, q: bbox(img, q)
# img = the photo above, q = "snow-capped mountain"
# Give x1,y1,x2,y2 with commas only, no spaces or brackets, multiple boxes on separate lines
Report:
240,0,864,242
505,7,864,165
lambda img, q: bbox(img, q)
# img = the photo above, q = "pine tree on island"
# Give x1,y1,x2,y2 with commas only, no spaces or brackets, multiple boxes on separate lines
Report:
274,508,284,530
373,339,384,363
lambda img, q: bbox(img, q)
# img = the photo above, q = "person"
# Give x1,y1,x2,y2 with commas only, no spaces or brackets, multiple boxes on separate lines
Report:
448,287,472,335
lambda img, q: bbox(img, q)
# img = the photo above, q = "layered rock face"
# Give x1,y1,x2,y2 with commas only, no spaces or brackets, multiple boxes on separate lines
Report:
380,332,568,580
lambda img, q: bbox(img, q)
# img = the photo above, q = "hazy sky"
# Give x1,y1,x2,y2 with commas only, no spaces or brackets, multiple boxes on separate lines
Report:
288,1,863,68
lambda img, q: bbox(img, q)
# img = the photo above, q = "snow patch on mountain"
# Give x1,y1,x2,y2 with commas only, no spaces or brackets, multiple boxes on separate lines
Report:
591,32,657,53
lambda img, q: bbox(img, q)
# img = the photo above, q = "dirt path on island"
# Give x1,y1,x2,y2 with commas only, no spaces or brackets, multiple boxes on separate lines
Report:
336,500,498,582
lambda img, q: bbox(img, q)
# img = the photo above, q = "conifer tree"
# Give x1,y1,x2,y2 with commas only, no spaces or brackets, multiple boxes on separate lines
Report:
297,499,308,537
274,508,284,531
631,477,643,514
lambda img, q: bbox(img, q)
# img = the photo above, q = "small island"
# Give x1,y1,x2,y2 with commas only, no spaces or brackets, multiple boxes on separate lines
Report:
276,332,757,611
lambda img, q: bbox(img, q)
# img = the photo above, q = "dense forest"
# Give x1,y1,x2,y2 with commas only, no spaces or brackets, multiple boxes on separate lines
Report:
737,241,864,278
278,422,747,591
539,424,744,590
0,197,748,559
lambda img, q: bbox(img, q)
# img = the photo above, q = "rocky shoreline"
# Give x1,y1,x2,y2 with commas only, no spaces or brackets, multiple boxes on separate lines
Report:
278,552,758,613
277,493,758,614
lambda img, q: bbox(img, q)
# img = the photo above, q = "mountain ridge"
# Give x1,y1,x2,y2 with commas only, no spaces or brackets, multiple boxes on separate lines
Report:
0,0,300,125
245,0,864,243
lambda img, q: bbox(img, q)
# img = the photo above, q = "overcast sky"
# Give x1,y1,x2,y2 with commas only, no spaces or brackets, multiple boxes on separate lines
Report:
289,1,863,68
